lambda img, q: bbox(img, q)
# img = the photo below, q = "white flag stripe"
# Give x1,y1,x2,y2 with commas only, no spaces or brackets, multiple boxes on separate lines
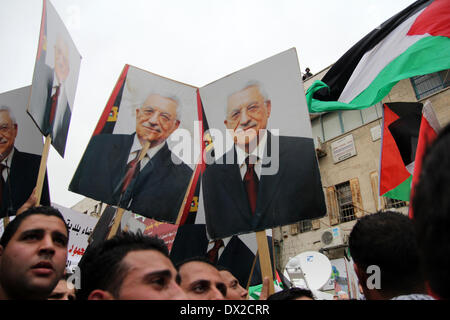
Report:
339,9,427,103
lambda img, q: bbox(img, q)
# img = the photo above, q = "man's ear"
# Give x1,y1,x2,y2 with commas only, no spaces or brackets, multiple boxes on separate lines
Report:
265,100,271,118
353,263,367,287
88,289,115,300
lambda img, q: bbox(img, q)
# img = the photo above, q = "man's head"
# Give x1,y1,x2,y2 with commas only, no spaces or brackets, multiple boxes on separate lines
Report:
349,211,425,300
54,36,70,84
224,82,271,152
47,273,75,300
0,106,18,160
0,206,69,300
267,287,314,300
412,123,450,299
135,93,181,148
177,257,227,300
76,231,186,300
217,266,248,300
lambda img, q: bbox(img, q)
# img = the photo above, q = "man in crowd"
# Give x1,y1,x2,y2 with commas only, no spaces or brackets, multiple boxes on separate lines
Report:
48,272,75,300
412,123,450,300
0,206,68,299
76,231,187,300
349,210,433,300
177,257,227,300
217,265,248,300
202,81,325,239
0,106,50,217
70,92,192,223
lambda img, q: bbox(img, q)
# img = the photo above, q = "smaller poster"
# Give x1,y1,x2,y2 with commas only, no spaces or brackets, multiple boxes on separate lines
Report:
28,0,82,157
0,86,51,217
54,203,98,273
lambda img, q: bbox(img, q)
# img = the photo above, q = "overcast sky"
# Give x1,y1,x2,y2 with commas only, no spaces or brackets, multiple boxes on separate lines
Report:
0,0,416,208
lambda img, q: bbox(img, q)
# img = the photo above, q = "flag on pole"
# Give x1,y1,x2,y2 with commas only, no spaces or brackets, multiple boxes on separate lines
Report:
306,0,450,113
380,102,423,201
409,100,441,218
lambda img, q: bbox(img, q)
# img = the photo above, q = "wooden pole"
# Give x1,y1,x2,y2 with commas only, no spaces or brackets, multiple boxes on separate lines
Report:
255,230,275,295
106,141,150,239
175,158,200,225
35,134,52,208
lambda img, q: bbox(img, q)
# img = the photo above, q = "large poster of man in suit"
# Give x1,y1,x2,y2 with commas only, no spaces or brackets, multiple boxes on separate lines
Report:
70,66,199,224
28,0,81,157
0,86,50,217
200,48,326,240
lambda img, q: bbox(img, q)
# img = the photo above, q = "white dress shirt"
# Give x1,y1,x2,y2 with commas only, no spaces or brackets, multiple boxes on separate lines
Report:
127,136,165,170
235,131,268,180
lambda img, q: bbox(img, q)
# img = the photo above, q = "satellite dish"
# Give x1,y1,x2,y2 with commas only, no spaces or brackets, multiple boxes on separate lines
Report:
284,251,332,291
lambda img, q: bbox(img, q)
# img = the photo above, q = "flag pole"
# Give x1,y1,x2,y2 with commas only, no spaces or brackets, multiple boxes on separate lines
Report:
31,134,52,210
107,140,151,239
255,230,275,295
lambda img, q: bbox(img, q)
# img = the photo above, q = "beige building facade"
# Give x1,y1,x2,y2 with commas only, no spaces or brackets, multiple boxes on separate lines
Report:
273,66,450,272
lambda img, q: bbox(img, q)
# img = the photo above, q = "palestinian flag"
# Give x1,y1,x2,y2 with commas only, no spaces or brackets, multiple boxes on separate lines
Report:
380,102,423,201
409,100,441,218
306,0,450,113
380,101,440,202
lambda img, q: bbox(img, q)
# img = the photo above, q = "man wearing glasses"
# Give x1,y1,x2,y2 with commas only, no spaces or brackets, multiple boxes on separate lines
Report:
0,106,50,217
70,93,192,223
202,81,325,239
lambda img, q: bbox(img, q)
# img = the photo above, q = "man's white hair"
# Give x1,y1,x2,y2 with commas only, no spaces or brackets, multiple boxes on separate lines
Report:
0,106,17,124
225,80,270,117
137,92,183,120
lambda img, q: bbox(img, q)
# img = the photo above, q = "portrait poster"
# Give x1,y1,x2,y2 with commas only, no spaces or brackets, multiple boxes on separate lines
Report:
53,203,98,273
69,65,199,224
0,86,51,217
199,48,326,240
86,205,178,252
28,0,82,157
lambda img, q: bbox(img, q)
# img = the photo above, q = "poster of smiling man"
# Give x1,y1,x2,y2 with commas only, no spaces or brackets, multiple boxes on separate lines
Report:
0,86,50,217
200,48,326,240
69,65,199,224
27,0,82,157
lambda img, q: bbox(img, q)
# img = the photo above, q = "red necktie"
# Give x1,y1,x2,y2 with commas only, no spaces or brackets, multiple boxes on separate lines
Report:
243,156,259,215
121,151,141,193
49,86,60,126
0,164,5,205
207,239,224,264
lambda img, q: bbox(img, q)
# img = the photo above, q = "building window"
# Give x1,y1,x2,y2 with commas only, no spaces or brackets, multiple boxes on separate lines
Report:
299,220,313,233
311,103,382,143
326,178,363,225
336,182,356,223
411,69,450,100
384,197,408,209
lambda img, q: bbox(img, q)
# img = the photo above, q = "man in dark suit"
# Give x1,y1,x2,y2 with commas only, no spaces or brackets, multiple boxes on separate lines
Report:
69,93,193,223
202,82,326,239
0,107,50,217
29,36,72,157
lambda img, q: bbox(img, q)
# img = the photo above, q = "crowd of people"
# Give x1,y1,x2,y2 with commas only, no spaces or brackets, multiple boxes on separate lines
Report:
0,123,448,300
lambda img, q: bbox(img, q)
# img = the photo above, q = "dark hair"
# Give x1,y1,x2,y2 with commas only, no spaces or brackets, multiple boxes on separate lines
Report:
267,287,314,300
412,123,450,299
175,256,218,270
349,210,424,295
0,206,68,248
76,231,169,300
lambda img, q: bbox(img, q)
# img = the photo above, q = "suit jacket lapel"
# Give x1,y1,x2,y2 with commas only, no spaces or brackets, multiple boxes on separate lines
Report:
111,134,134,195
255,131,284,219
219,148,252,218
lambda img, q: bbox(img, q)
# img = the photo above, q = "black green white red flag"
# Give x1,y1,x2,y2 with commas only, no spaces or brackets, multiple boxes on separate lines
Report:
306,0,450,113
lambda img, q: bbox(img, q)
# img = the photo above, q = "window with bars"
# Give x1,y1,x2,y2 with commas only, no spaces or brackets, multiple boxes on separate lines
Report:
326,178,363,225
411,69,450,100
384,197,408,209
336,182,356,223
299,220,313,233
